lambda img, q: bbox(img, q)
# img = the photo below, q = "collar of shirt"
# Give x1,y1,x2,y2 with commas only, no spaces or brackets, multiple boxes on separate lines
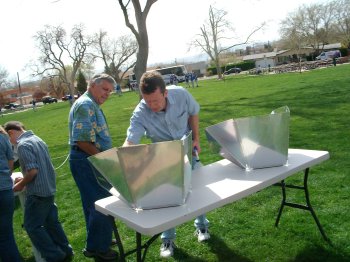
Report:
17,130,34,143
85,91,100,108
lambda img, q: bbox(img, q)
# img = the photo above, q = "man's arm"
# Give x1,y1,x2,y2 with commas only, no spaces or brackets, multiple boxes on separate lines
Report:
76,141,101,155
123,139,135,147
13,168,37,192
188,114,201,153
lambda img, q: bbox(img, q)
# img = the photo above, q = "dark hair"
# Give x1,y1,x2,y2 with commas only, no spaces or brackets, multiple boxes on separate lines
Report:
3,121,25,132
90,73,116,87
140,71,166,94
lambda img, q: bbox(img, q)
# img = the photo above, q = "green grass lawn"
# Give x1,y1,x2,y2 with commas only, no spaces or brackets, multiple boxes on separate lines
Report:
1,64,350,261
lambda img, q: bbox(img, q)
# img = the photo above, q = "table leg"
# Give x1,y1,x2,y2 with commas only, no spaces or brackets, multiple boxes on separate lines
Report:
274,168,331,243
110,216,125,261
109,216,160,261
136,233,142,261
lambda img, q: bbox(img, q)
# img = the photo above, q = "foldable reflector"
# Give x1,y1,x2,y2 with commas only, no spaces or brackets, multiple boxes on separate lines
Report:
205,106,290,171
88,132,192,209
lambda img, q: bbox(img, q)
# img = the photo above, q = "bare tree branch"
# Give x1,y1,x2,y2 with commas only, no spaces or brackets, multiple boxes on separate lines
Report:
91,31,137,83
33,24,92,101
191,5,263,79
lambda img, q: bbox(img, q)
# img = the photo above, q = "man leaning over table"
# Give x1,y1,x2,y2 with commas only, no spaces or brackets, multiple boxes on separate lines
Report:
123,71,210,259
68,73,119,260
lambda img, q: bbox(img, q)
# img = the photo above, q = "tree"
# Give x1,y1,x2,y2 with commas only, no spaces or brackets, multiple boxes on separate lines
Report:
280,2,337,55
39,75,67,98
33,24,92,102
76,70,87,94
333,0,350,48
92,31,137,83
192,6,263,79
118,0,157,85
32,89,47,102
279,10,308,71
0,66,9,88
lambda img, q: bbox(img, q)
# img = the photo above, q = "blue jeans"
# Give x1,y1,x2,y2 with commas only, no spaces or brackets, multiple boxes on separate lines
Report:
0,189,21,262
161,158,210,240
24,195,71,262
69,150,113,252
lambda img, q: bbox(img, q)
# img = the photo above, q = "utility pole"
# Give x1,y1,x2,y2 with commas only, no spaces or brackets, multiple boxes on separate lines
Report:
17,72,23,105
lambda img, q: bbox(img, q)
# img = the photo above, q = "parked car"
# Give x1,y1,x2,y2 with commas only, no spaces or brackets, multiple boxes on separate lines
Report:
41,96,58,104
224,68,242,75
316,50,341,60
4,103,21,109
62,94,80,101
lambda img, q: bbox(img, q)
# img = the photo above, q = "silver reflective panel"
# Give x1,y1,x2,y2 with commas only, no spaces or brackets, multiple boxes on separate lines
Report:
206,106,290,171
88,132,192,209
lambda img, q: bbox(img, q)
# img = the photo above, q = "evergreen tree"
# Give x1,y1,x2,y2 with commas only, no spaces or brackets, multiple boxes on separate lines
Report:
76,70,87,94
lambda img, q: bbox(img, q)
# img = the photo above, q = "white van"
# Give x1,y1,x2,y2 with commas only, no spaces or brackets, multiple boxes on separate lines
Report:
316,50,341,60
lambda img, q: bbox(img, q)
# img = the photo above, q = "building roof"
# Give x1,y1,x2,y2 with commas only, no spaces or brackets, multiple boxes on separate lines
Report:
323,43,341,50
243,51,277,61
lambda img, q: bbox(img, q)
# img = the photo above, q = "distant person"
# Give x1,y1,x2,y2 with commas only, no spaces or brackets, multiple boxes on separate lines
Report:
194,73,198,87
131,81,138,92
185,73,190,88
190,72,195,88
123,71,210,259
0,125,21,262
332,57,337,66
4,121,73,262
32,99,37,111
169,74,174,85
126,80,131,91
115,83,122,96
173,74,178,85
68,74,118,260
68,94,73,106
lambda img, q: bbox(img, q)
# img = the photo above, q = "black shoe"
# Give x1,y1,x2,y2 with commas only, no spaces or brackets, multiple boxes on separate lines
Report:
62,251,74,262
83,248,118,260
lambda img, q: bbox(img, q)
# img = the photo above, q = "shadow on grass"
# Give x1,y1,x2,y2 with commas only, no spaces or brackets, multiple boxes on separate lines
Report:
206,234,252,262
173,248,208,262
291,244,350,262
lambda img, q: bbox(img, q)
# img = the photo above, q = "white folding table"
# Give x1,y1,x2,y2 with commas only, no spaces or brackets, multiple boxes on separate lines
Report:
95,149,330,261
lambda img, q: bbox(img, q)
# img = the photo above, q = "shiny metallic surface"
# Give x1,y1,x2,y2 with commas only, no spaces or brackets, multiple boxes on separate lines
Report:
88,132,192,209
205,106,290,171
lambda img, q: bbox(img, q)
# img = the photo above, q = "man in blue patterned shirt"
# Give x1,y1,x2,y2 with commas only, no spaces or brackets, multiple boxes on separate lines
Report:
68,73,118,260
123,71,210,258
4,121,73,262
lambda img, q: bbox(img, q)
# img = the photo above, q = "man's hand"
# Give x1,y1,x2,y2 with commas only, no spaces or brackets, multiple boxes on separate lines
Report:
14,177,23,184
13,181,25,192
193,140,201,154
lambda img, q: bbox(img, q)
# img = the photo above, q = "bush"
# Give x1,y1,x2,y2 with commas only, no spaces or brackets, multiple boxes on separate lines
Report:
339,47,348,57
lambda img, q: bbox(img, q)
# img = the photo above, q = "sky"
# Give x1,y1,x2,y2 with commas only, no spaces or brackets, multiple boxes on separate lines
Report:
0,0,325,81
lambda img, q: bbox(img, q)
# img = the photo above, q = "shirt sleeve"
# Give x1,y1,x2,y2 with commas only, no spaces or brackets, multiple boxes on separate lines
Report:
71,102,97,143
17,143,38,172
126,106,146,144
